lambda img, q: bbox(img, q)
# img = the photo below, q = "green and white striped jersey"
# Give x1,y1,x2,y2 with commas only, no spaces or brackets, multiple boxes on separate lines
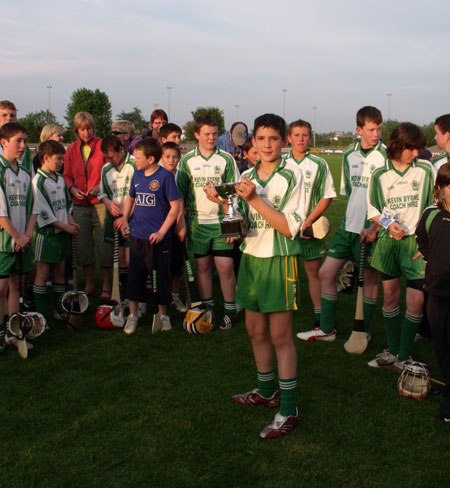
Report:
32,169,72,235
98,154,136,208
0,155,34,252
238,159,305,258
432,152,449,172
367,159,435,237
18,146,34,177
283,150,336,215
340,141,387,233
177,146,238,225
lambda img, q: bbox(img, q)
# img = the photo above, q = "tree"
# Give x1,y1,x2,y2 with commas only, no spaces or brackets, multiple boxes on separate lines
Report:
381,119,400,145
183,106,225,141
116,107,148,135
17,110,58,143
421,122,435,147
65,88,112,141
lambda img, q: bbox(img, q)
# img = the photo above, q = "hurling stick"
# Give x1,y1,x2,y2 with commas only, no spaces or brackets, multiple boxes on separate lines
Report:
182,242,202,310
110,231,121,311
344,242,368,354
17,252,28,359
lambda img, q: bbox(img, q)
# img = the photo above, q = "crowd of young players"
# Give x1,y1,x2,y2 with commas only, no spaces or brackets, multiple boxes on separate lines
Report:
1,97,450,437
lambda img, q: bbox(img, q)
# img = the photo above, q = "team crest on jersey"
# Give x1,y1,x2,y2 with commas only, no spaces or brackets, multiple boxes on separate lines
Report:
305,170,312,179
272,195,281,208
150,180,160,191
41,210,49,220
411,180,420,191
370,164,376,173
214,165,221,174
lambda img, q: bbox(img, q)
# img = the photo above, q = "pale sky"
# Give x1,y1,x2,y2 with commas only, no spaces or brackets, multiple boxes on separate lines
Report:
1,0,448,132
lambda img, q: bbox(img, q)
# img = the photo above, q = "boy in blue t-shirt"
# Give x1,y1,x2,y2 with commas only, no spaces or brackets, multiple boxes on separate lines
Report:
121,138,179,334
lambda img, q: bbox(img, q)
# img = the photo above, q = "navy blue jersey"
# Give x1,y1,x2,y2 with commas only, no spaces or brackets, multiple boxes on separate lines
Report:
128,166,179,240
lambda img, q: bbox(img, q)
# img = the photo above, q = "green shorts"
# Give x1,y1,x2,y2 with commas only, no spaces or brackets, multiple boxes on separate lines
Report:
371,236,425,280
327,228,373,266
187,221,233,256
103,213,129,247
0,248,35,276
299,237,327,261
236,254,299,313
35,232,71,263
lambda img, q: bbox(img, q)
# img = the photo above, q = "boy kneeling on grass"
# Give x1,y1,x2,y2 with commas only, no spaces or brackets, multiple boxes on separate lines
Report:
121,138,179,334
207,114,305,439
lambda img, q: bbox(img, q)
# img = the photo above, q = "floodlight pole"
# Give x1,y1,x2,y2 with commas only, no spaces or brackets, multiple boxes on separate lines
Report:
167,86,173,120
313,106,317,148
47,85,52,113
387,93,392,120
282,89,287,120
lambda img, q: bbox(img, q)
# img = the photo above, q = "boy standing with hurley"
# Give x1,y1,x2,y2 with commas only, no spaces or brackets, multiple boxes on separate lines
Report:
0,123,37,351
298,106,386,342
177,115,238,330
232,114,305,439
284,119,335,325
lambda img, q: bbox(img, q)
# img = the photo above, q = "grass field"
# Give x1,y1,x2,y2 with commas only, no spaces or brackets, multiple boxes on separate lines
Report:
1,154,450,488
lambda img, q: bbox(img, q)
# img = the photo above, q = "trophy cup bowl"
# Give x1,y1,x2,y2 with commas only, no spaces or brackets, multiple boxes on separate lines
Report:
214,182,248,239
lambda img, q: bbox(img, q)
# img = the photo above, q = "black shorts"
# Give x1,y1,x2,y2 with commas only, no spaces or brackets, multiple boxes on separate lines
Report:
126,237,172,306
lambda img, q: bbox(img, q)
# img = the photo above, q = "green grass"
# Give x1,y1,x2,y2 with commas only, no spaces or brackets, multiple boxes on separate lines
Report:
1,154,450,488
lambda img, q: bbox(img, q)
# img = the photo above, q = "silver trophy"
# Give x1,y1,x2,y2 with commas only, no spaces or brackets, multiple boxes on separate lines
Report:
214,182,248,238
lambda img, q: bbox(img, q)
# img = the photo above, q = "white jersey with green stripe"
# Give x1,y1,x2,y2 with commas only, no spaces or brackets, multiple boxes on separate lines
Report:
98,154,136,207
340,141,387,233
0,155,35,251
238,158,305,258
284,150,336,215
18,146,34,177
432,152,449,172
32,169,72,235
367,159,435,237
177,146,239,225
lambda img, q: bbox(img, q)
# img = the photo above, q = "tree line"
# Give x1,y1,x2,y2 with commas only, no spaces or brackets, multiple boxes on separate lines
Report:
17,87,438,147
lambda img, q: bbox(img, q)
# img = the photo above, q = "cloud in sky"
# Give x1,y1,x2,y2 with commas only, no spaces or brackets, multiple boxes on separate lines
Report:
1,0,448,132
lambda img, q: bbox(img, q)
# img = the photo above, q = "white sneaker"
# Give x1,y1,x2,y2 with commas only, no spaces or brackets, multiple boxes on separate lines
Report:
171,295,186,313
368,350,396,368
124,314,138,335
138,302,147,317
160,314,172,331
296,327,336,342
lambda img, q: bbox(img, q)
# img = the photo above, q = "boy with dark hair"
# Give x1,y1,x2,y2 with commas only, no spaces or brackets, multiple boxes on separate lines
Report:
367,122,435,369
231,113,305,439
433,114,450,172
160,123,182,145
0,123,38,352
32,141,79,321
160,142,186,313
177,115,239,330
121,138,179,334
298,106,386,342
285,119,335,325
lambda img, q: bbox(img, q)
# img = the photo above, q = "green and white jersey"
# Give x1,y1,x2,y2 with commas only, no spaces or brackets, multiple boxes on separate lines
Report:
367,159,435,237
177,146,238,225
284,150,336,215
0,155,34,252
432,152,449,173
340,141,387,233
18,146,34,177
32,169,72,236
238,159,305,258
98,154,136,208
